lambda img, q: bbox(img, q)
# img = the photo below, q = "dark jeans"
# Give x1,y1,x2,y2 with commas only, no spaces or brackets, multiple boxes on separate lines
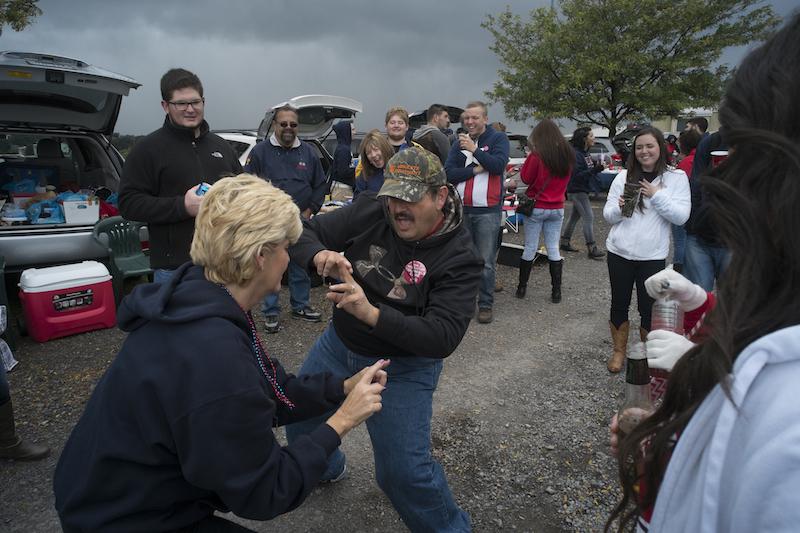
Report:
607,252,665,330
562,192,597,245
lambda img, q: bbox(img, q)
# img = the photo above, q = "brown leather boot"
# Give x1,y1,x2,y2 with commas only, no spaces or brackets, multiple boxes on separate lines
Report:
607,321,629,373
0,400,50,461
639,326,649,343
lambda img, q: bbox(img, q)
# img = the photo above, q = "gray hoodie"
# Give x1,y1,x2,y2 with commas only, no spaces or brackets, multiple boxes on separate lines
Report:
412,124,450,165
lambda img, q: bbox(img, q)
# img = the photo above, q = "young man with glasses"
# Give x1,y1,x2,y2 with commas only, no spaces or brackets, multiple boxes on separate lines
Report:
119,68,242,283
245,105,326,333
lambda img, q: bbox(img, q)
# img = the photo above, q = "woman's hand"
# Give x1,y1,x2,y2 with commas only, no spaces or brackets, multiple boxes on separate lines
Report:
609,413,620,457
639,179,662,198
327,359,390,437
327,272,380,327
343,359,389,395
618,196,625,208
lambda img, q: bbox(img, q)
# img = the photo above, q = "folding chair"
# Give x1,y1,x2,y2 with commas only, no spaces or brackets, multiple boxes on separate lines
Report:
502,195,519,233
92,217,153,305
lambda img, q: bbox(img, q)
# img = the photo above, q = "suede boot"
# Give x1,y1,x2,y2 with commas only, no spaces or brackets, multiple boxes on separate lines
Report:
0,400,50,461
548,259,563,303
607,321,630,373
640,326,649,343
560,236,579,252
587,242,606,260
516,259,533,299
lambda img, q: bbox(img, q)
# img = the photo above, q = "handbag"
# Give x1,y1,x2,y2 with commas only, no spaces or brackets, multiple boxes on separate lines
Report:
516,173,554,217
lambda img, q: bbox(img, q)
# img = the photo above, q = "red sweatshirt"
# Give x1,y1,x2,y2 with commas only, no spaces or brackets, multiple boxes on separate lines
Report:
519,152,571,209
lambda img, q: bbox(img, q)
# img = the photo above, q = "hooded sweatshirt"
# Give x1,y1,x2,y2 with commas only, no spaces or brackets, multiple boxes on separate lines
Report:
648,325,800,532
291,188,483,359
54,264,346,532
412,124,451,165
331,121,355,187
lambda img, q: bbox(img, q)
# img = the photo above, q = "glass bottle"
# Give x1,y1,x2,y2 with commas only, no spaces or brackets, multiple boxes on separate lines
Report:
617,342,653,438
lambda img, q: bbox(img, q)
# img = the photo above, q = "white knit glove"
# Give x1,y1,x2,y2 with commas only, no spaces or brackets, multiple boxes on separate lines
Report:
646,330,695,371
644,268,707,311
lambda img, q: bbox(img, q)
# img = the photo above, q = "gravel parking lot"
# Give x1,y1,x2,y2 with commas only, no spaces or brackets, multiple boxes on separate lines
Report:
1,198,637,532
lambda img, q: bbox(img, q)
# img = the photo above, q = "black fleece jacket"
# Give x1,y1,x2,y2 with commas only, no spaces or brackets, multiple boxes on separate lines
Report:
118,117,242,269
54,264,345,532
291,190,483,359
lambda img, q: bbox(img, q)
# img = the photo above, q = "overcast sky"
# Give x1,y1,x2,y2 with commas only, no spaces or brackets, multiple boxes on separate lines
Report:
1,0,796,135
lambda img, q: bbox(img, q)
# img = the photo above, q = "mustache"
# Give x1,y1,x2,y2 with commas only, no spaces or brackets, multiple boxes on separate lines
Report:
393,212,414,221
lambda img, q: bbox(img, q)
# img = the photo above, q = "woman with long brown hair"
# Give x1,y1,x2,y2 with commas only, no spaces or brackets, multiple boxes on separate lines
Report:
515,119,574,303
602,127,690,372
607,14,800,532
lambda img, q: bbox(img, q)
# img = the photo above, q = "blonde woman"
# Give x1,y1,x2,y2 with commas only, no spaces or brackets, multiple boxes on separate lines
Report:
54,174,388,532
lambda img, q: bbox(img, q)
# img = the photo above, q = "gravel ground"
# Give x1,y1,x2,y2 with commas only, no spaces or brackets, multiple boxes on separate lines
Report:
1,197,640,532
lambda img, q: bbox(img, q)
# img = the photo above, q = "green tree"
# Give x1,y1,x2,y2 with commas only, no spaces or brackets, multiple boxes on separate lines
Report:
0,0,41,35
483,0,779,134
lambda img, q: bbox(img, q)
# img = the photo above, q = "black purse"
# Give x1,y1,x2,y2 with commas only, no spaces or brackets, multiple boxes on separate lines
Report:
516,174,554,217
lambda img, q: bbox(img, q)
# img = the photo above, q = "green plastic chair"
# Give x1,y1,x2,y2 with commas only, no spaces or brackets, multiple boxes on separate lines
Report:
92,216,152,305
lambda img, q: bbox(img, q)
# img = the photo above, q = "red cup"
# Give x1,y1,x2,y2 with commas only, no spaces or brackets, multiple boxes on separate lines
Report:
710,150,729,168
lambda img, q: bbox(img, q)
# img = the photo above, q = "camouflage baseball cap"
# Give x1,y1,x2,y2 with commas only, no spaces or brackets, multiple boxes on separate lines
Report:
377,147,447,202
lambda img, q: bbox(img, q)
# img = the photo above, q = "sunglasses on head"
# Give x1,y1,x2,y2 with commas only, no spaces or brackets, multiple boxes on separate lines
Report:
278,121,298,128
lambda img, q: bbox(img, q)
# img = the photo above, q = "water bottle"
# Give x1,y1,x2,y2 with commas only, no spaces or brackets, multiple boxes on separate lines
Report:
651,297,684,335
617,342,653,439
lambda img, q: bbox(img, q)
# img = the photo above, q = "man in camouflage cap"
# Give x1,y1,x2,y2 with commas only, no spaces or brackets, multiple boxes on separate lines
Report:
286,146,482,531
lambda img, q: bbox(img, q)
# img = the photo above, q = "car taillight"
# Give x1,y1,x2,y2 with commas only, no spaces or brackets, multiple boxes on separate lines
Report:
610,153,622,169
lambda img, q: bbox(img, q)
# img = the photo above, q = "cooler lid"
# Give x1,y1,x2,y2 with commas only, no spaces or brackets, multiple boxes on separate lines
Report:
20,260,110,291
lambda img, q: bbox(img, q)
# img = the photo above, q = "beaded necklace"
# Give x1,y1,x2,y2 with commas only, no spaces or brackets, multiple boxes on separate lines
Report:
219,285,295,409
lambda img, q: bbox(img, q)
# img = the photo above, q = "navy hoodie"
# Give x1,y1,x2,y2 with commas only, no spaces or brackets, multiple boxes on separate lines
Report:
54,264,345,532
331,121,355,187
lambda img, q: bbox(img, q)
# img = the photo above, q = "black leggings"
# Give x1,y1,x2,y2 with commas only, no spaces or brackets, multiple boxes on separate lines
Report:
607,251,665,330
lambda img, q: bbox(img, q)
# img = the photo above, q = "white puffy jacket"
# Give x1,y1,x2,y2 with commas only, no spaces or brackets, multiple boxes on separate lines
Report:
603,169,690,261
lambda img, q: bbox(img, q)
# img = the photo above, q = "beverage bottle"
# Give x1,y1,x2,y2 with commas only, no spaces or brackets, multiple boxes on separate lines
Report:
617,342,653,438
651,296,684,335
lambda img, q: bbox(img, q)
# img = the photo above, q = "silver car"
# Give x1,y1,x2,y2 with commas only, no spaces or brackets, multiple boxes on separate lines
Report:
0,51,139,270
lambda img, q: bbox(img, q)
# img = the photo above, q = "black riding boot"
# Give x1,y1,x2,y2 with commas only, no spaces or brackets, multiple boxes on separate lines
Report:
549,259,563,303
516,259,533,299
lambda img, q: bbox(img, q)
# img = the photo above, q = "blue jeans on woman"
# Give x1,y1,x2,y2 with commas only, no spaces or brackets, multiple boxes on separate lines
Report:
521,208,564,261
285,325,471,532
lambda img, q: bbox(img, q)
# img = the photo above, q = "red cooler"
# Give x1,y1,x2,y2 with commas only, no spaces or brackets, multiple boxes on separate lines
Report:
19,261,117,342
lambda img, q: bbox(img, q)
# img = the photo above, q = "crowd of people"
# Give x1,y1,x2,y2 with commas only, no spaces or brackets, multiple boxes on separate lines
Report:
3,12,799,533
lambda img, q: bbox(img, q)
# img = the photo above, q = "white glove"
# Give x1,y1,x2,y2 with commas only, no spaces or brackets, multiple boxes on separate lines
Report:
646,330,695,371
644,268,707,311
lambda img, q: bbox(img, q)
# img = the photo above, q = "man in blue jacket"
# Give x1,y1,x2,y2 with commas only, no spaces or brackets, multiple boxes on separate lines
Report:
245,105,326,332
444,101,509,324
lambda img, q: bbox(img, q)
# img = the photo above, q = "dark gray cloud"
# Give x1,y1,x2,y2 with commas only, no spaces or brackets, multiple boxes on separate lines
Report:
3,0,796,135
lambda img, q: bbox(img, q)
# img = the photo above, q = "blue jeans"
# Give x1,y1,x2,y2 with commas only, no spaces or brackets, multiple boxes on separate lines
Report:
262,259,310,315
285,326,471,532
153,269,174,284
521,208,564,261
463,210,501,309
684,235,731,291
672,224,687,265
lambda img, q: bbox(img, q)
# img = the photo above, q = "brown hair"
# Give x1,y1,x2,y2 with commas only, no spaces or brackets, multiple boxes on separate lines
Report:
358,129,394,179
529,119,573,177
384,106,409,126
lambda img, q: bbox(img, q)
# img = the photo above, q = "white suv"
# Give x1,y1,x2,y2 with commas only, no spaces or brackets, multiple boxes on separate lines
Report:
0,51,139,270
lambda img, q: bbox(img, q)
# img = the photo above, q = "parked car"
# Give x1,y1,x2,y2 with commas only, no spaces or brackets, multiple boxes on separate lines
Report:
213,129,258,166
0,51,140,270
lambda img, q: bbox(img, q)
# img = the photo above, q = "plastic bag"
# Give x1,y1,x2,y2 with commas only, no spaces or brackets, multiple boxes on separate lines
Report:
1,178,37,193
26,200,65,224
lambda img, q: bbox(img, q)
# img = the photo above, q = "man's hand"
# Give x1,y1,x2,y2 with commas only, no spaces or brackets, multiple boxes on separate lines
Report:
313,250,353,280
302,208,313,220
327,271,379,327
184,185,203,217
644,268,707,311
458,133,477,153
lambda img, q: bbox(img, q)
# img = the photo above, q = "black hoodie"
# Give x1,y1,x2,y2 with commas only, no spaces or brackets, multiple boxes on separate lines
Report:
331,121,355,187
291,189,483,359
54,264,345,532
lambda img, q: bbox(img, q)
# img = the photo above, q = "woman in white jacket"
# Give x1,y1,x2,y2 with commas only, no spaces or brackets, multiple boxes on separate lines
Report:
603,127,690,372
607,14,800,532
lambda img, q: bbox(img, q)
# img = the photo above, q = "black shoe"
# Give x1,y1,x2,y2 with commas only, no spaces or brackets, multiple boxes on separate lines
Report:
291,306,322,322
515,285,526,299
264,314,281,334
560,238,579,252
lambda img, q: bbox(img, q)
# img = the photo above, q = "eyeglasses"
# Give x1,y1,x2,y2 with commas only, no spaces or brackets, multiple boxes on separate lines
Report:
168,98,205,111
278,121,298,128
